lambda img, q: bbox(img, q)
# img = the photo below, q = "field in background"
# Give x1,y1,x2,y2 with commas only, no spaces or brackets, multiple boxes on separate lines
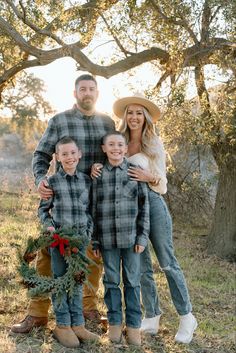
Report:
0,187,235,353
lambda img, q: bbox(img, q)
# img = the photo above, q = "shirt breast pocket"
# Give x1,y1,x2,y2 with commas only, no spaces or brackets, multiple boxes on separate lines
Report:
75,188,89,206
123,181,138,199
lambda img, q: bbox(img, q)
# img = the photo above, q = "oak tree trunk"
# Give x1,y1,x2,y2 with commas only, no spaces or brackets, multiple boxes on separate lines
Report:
207,144,236,261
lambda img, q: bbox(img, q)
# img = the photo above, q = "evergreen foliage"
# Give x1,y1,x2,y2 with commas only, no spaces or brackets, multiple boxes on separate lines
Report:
17,228,92,302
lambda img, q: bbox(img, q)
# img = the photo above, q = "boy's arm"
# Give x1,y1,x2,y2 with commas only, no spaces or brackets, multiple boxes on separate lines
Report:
136,182,150,247
91,178,100,251
38,197,54,228
84,179,94,239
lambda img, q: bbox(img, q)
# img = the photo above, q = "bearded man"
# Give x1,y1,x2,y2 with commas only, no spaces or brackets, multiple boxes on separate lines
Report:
11,74,115,334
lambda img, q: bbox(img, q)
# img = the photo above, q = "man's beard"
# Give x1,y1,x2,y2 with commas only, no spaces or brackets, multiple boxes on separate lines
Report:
76,97,95,112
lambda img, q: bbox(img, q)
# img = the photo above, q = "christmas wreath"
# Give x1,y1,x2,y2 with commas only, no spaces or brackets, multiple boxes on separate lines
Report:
17,227,92,302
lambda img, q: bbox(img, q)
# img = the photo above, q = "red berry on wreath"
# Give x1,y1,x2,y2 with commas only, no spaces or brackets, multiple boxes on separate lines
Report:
71,247,79,254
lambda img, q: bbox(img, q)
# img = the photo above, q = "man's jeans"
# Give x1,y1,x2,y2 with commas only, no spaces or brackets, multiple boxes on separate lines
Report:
50,247,84,326
140,191,192,317
28,248,51,317
101,246,142,328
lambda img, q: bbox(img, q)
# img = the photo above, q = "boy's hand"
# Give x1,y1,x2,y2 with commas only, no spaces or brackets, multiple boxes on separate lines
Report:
44,226,55,236
38,179,53,200
135,244,145,253
93,249,101,258
91,163,103,179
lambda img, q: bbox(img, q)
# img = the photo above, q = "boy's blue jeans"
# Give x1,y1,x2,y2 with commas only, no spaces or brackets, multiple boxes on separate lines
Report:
50,247,84,326
140,191,192,317
101,246,142,328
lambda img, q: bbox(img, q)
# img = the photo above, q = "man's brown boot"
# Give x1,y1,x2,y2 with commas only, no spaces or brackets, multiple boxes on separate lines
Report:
53,325,80,348
10,315,48,334
108,325,123,343
126,327,141,346
72,325,99,342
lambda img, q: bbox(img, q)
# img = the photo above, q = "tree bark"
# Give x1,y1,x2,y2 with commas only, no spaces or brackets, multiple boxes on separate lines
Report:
207,145,236,261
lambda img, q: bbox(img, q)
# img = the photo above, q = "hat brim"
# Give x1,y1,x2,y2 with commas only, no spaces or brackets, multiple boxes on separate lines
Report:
113,96,161,122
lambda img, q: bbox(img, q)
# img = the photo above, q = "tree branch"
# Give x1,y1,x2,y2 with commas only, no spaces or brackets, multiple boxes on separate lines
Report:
4,0,119,51
149,0,199,44
72,46,169,77
99,13,133,56
201,0,211,42
0,33,235,98
5,0,65,46
209,5,222,26
0,16,44,58
0,45,168,96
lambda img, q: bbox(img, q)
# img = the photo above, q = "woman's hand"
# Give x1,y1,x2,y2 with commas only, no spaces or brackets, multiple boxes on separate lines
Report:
90,163,103,179
127,166,154,183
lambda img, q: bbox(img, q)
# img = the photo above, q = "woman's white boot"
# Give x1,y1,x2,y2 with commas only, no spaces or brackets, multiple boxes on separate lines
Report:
175,312,197,344
140,315,161,334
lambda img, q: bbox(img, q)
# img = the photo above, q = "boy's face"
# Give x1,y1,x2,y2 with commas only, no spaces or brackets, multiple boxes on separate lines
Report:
102,135,128,166
56,142,82,174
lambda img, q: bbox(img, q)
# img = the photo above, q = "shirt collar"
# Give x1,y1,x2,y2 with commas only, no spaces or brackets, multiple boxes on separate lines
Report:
72,104,96,119
105,158,128,171
58,166,79,179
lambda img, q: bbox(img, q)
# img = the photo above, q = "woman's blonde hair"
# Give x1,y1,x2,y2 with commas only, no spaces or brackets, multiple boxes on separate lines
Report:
118,106,164,165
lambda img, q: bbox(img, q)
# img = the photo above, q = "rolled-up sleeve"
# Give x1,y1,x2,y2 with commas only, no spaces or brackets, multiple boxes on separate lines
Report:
148,138,167,194
32,118,57,186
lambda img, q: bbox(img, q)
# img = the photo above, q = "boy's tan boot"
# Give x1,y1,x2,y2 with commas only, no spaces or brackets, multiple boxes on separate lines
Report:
72,325,99,341
126,327,141,346
53,325,80,348
108,325,123,343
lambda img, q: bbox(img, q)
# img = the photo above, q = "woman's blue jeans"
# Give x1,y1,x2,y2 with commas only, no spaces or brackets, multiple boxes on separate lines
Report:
140,191,192,317
101,246,142,328
50,247,84,326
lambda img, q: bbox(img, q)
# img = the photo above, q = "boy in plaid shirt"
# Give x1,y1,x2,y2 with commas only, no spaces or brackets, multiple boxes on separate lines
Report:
92,131,150,346
38,136,99,348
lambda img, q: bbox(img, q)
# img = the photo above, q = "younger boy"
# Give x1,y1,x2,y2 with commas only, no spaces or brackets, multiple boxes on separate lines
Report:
38,136,99,348
92,131,150,346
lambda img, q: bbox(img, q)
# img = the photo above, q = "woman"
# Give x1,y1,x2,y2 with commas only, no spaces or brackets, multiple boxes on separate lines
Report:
112,94,197,344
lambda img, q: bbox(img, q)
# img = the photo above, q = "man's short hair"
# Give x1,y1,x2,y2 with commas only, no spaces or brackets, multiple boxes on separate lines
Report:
75,74,97,88
101,131,127,145
55,136,80,153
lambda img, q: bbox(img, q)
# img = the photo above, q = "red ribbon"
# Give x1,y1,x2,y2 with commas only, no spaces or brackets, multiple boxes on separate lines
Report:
50,234,69,255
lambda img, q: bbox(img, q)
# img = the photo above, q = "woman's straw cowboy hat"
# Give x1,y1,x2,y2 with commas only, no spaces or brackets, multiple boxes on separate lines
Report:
113,93,161,122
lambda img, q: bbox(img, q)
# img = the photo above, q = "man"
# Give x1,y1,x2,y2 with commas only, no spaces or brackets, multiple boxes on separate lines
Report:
11,74,115,334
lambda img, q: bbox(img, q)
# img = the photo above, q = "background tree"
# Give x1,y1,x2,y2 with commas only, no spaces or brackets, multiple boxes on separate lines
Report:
0,0,235,259
0,72,53,149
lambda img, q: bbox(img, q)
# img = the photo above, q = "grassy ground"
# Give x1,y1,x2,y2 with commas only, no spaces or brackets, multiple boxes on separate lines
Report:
0,189,235,353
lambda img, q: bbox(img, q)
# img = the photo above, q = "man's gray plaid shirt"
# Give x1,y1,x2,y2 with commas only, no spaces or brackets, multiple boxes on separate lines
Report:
32,106,115,184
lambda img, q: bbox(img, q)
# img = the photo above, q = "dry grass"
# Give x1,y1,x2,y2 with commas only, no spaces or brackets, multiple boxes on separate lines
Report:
0,189,235,353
